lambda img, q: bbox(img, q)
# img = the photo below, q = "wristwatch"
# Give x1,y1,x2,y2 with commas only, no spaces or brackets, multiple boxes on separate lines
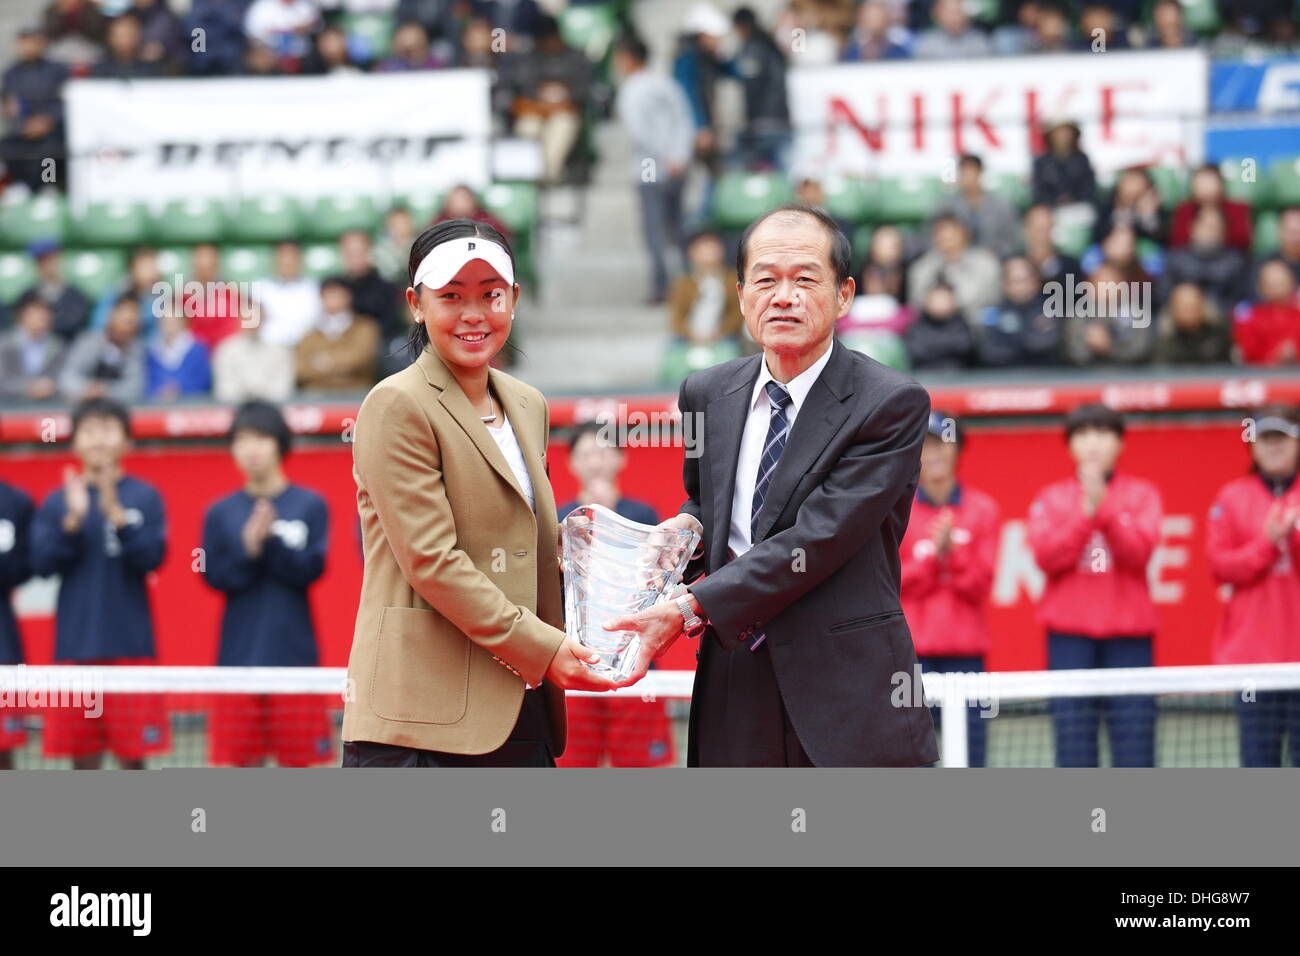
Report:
672,586,707,640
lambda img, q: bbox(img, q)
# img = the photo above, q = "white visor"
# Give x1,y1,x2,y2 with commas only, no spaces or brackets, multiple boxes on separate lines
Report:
412,235,514,291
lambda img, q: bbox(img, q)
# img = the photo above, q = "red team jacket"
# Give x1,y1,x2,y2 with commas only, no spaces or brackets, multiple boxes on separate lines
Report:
1206,474,1300,665
900,485,1001,657
1027,473,1163,638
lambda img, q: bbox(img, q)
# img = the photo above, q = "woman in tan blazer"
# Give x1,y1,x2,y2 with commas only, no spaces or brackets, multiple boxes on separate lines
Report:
341,218,618,767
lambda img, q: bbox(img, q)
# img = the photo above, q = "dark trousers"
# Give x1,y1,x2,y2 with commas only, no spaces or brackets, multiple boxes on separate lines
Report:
1047,632,1156,767
689,634,815,767
341,686,555,767
1235,690,1300,767
637,173,686,299
919,655,988,768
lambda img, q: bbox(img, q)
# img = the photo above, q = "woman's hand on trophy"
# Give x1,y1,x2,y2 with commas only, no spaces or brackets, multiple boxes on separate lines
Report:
601,603,684,688
544,637,622,692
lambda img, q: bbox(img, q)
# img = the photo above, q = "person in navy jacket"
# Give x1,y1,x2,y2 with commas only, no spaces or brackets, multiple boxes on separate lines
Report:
201,401,333,766
29,398,170,768
0,479,35,767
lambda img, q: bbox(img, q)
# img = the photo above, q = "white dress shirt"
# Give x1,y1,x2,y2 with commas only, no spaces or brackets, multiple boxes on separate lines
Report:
486,413,536,514
727,342,835,559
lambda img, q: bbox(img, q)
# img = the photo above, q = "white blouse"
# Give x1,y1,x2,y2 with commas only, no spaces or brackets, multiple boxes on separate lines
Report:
486,414,536,513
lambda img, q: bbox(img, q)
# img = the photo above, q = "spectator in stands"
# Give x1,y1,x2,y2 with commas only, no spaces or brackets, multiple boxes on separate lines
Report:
478,0,545,42
904,279,977,370
907,214,1001,323
90,246,164,337
374,204,416,283
184,242,244,349
1170,163,1252,253
186,0,249,75
840,0,911,60
555,422,676,768
1027,403,1162,767
454,15,497,72
243,0,321,71
241,40,282,75
901,412,1000,768
0,292,66,402
728,7,793,171
213,317,296,403
397,0,463,60
977,255,1064,367
254,241,320,347
1031,115,1097,210
0,477,34,768
1233,259,1300,366
673,3,728,212
932,153,1019,259
201,400,334,767
304,25,361,74
1028,0,1072,52
1064,262,1155,366
1021,203,1081,288
21,240,88,340
131,0,185,71
1088,223,1155,291
501,15,592,186
844,259,914,335
29,397,171,769
376,21,443,71
1147,0,1193,48
668,228,743,346
40,0,108,68
0,25,68,195
338,229,401,339
1076,3,1128,51
295,277,379,392
1093,167,1166,246
1161,206,1249,311
145,304,211,400
774,0,843,65
613,34,693,305
1206,404,1300,767
991,0,1041,55
1152,282,1231,365
1263,206,1300,286
861,224,910,300
432,184,511,243
913,0,991,58
60,295,147,403
91,12,163,79
795,177,854,240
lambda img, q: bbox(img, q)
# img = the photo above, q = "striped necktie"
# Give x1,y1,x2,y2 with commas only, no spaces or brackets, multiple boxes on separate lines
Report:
746,380,792,650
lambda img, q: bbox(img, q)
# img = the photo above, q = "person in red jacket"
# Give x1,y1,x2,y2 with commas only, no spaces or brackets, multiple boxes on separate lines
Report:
1206,404,1300,766
901,411,1000,766
1169,164,1253,253
1232,259,1300,366
1027,404,1163,766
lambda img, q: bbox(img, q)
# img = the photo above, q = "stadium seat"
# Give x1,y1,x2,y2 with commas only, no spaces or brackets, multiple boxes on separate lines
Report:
1266,158,1300,209
150,198,226,246
1145,166,1187,210
988,172,1031,210
302,243,342,279
482,182,539,236
873,174,943,224
394,190,442,227
154,246,193,281
341,12,395,62
710,171,794,231
1252,210,1280,258
221,245,275,285
820,176,873,225
1177,0,1221,34
838,330,909,371
1217,157,1271,206
300,195,380,241
65,248,129,300
659,338,743,386
0,192,67,248
1053,218,1094,259
0,251,37,304
559,3,619,62
70,200,150,247
223,196,302,244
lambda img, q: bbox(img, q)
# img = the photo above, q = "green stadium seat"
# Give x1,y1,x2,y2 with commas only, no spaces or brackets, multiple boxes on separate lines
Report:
221,245,275,285
1218,157,1271,206
0,192,67,248
659,338,743,387
1178,0,1221,34
154,246,193,281
1266,158,1300,209
838,330,909,371
710,172,794,231
1052,218,1094,259
342,12,395,62
820,176,873,225
65,248,129,301
150,197,226,246
393,190,442,227
1145,166,1187,211
1253,210,1280,258
302,243,342,279
482,182,539,236
0,251,37,305
70,200,149,246
300,195,379,241
988,172,1031,210
223,196,302,244
558,3,619,61
873,174,943,224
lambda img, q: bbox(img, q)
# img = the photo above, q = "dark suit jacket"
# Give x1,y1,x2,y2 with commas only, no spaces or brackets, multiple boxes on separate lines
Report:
678,338,939,767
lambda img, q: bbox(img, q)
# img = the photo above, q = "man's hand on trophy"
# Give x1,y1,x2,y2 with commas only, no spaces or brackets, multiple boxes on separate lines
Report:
544,637,622,692
601,602,685,688
652,513,705,569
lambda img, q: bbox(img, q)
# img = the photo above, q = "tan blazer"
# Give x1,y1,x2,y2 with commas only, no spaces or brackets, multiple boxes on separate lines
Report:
342,346,568,756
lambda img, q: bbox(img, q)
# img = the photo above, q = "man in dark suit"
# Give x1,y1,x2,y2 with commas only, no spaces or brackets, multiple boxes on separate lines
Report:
607,203,939,767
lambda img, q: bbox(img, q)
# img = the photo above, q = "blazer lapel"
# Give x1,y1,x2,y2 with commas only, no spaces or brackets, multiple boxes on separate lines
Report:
491,366,554,529
705,355,762,571
751,340,855,544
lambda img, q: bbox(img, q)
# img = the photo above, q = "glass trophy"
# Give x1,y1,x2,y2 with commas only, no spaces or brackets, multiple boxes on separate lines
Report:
560,504,701,681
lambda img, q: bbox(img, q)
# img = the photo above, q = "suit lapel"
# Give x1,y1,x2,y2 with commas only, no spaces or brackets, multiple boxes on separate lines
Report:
705,356,762,571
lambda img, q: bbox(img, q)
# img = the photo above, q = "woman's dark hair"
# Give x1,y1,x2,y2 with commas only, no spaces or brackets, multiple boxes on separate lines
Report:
402,217,520,365
1064,403,1125,440
229,400,292,459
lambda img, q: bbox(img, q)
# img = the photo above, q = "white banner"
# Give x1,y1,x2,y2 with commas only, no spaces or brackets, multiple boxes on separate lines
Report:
788,49,1208,180
66,71,492,207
